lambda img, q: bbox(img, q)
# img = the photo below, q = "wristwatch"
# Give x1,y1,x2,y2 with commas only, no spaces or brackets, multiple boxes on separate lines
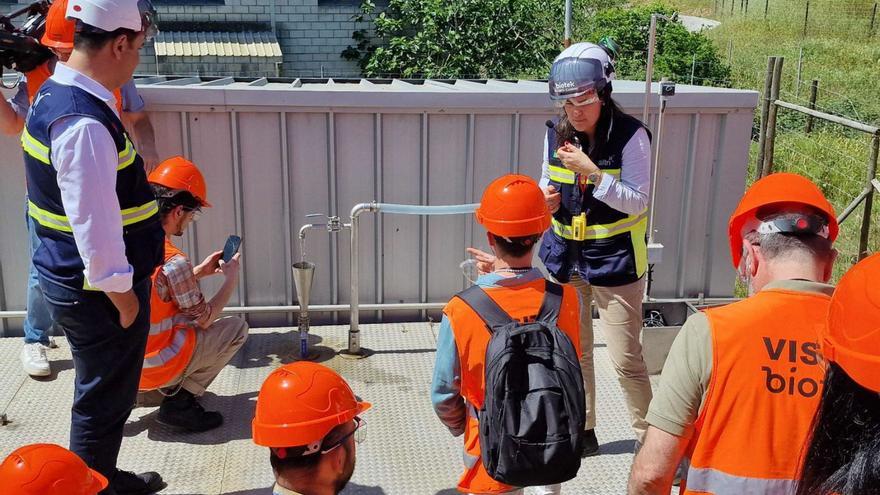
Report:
588,171,602,184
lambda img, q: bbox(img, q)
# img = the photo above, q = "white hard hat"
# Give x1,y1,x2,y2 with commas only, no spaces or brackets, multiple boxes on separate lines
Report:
549,42,616,101
67,0,157,37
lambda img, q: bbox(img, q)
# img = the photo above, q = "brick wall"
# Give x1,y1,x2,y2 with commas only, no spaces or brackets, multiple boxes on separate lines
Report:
1,0,372,78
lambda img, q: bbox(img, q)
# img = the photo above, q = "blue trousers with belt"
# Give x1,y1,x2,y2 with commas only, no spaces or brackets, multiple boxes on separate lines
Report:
39,276,152,480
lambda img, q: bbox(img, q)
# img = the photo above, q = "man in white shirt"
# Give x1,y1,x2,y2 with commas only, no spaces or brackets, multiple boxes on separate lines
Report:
20,0,165,493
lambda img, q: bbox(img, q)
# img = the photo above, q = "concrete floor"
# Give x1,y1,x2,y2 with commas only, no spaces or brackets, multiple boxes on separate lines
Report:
0,322,671,495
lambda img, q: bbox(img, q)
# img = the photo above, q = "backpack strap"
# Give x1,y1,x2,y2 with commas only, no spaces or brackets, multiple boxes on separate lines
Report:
455,285,514,334
536,280,564,325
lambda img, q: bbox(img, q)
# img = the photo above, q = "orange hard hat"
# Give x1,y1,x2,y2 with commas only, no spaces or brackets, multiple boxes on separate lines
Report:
252,362,371,448
148,156,212,207
475,174,551,238
823,253,880,392
728,172,837,268
0,444,108,495
41,0,75,50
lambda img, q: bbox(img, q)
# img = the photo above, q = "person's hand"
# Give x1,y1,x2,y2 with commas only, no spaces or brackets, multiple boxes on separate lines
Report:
219,252,241,281
194,251,223,278
543,185,561,213
107,289,140,329
140,147,160,174
557,143,600,176
465,247,496,275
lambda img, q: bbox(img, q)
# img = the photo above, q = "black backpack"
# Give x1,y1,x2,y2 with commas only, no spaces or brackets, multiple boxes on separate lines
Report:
456,280,585,487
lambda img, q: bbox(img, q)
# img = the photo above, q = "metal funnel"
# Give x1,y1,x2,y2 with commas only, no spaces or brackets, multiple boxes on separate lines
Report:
292,261,318,360
292,261,315,312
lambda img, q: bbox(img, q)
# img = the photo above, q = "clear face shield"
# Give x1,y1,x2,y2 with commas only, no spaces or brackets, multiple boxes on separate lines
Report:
137,0,158,41
548,57,609,108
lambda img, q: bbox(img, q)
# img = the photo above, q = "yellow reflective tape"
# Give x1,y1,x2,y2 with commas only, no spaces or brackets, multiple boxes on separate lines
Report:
28,201,73,232
632,216,648,277
83,278,100,291
117,137,136,171
21,128,51,165
547,165,576,184
29,200,157,233
120,201,158,226
551,211,648,241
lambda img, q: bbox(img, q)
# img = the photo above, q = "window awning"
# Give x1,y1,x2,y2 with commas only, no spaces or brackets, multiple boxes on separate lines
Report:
154,31,282,57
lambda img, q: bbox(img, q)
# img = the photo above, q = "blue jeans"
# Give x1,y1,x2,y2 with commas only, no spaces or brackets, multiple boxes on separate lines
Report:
40,277,152,480
24,202,53,345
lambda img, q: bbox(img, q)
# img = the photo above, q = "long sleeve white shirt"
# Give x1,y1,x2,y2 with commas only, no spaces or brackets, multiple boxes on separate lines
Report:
539,122,651,216
47,63,133,293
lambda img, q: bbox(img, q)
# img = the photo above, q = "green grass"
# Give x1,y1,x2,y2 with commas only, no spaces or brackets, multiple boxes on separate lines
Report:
631,0,880,282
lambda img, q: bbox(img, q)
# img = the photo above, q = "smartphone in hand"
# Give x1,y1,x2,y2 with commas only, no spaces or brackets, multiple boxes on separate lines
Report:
222,235,242,263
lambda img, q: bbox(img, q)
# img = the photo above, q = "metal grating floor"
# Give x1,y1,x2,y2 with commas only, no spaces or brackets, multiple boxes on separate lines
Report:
0,322,673,495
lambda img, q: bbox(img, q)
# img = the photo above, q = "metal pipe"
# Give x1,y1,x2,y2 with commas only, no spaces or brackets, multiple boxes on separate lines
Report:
563,0,572,48
643,14,658,125
348,202,379,355
0,302,449,320
648,86,669,244
348,201,480,356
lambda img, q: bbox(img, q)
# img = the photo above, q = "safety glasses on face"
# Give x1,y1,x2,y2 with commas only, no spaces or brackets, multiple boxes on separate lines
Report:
553,88,600,108
137,0,158,41
183,206,202,221
320,416,366,454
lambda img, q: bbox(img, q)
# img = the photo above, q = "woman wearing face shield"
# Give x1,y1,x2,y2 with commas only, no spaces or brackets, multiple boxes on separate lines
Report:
540,41,654,456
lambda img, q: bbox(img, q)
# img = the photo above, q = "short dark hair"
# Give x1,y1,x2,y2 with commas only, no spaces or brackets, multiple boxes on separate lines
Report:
269,423,349,477
151,184,201,217
73,26,138,52
490,233,541,258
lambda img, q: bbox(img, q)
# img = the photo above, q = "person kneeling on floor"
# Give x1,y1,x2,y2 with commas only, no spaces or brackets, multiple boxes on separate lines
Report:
253,362,371,495
139,156,249,432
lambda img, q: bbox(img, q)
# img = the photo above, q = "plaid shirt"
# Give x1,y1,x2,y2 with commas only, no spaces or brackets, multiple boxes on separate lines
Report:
154,254,211,324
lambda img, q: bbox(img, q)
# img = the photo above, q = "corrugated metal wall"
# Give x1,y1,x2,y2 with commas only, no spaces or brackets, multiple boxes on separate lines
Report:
0,77,757,333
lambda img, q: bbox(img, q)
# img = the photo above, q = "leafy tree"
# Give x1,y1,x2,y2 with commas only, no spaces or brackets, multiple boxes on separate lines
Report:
576,2,732,86
343,0,610,78
342,0,730,87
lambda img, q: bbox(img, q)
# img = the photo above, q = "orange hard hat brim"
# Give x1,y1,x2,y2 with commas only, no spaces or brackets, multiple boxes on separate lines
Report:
252,400,371,448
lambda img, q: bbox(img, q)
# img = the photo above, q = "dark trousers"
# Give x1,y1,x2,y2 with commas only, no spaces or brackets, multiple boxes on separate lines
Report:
40,277,151,480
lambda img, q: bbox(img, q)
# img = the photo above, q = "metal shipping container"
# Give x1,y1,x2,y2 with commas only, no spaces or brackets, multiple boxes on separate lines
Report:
0,76,758,333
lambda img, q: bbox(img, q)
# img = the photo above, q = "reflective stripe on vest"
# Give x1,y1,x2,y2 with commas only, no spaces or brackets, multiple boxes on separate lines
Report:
28,199,158,233
547,165,575,184
685,467,798,495
22,127,138,171
552,210,647,241
142,326,189,370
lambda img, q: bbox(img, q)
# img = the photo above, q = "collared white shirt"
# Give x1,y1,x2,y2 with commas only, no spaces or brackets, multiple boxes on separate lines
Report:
45,63,133,292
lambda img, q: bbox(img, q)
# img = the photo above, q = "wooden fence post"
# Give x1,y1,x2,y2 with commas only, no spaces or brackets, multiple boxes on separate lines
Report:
803,0,810,37
757,57,776,178
805,79,819,133
858,135,880,260
762,57,784,178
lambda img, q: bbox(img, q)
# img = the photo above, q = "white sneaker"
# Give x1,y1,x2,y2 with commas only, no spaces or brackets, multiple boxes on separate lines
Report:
20,343,51,377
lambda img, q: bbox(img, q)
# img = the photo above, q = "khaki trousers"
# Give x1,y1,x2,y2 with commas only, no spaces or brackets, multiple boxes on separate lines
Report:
163,316,249,396
568,274,652,441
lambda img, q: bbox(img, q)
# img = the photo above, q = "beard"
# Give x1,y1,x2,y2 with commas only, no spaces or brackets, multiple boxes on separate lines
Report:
333,443,356,494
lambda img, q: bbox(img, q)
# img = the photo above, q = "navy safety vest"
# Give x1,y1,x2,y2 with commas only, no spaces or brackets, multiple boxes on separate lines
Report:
21,79,164,292
538,112,650,287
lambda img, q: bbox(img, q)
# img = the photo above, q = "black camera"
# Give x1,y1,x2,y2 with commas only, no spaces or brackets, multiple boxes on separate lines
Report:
0,1,52,75
660,81,676,97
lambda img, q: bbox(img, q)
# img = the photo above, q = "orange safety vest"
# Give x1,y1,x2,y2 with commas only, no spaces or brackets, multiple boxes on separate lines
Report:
444,277,581,495
26,60,124,114
683,287,830,494
139,239,198,391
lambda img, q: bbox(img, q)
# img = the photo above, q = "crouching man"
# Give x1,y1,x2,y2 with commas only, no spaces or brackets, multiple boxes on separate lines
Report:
140,156,249,432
